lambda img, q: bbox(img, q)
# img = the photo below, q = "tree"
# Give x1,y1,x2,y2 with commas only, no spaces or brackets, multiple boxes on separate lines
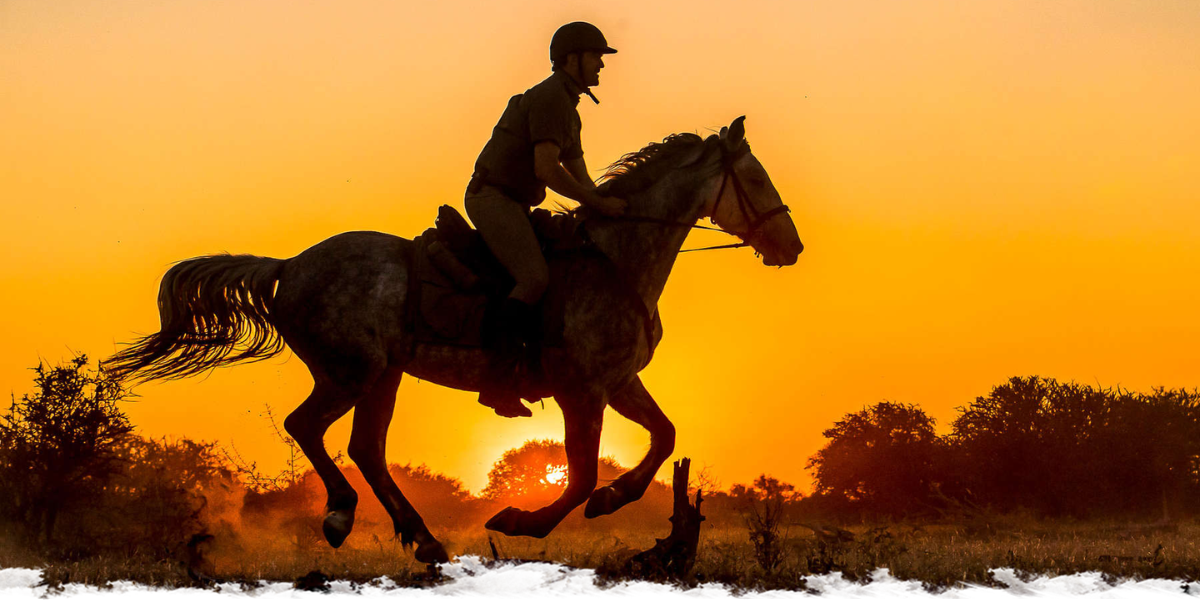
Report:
948,377,1117,515
807,401,940,517
1079,386,1200,517
0,355,134,545
945,376,1200,517
481,439,624,508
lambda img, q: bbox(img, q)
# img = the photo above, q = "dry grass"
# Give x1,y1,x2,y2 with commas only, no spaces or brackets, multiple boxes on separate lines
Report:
5,519,1200,591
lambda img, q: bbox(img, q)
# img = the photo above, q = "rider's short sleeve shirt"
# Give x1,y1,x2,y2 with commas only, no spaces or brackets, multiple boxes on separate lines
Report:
471,72,584,207
525,78,583,161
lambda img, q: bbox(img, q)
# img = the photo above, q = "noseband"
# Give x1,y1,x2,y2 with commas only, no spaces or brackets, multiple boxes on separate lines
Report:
706,146,791,247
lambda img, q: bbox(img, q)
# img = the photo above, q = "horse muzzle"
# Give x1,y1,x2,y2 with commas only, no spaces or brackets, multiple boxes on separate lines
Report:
761,238,803,267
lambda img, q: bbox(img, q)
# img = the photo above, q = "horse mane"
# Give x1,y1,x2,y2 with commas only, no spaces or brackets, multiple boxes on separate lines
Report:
596,132,719,198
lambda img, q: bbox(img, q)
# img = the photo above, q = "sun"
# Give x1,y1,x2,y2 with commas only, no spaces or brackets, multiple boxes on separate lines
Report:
540,464,567,486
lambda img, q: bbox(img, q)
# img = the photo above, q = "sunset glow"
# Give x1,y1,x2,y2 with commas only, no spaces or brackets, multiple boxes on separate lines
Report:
2,0,1198,495
542,465,568,487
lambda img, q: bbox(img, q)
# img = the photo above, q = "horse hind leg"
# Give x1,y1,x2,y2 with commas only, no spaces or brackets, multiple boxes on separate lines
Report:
585,376,675,518
347,367,448,564
283,372,378,548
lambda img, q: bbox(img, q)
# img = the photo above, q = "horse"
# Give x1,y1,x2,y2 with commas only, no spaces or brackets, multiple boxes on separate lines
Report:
104,116,803,564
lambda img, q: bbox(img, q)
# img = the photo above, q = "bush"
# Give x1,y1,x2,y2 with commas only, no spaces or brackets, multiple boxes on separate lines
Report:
0,355,236,559
806,402,941,518
0,355,134,547
53,437,236,559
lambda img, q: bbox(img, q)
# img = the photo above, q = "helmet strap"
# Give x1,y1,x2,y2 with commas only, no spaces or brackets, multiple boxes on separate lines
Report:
565,52,601,104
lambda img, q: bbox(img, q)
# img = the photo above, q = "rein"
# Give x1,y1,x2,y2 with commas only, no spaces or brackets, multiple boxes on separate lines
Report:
573,143,789,349
603,146,790,254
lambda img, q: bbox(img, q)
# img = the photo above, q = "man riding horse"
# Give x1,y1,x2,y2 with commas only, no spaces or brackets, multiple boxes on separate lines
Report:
103,22,804,561
467,22,628,418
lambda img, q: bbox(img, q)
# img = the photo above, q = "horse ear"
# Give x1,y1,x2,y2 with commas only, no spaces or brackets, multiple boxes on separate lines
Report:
728,116,746,145
719,125,729,139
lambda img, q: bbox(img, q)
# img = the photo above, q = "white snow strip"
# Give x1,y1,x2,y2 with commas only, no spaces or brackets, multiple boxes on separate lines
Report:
1,560,1195,598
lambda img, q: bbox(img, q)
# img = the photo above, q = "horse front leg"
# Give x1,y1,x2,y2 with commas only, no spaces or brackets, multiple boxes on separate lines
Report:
485,398,604,538
585,376,675,518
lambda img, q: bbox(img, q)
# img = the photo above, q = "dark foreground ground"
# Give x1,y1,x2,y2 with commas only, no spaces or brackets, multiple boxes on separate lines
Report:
3,519,1197,592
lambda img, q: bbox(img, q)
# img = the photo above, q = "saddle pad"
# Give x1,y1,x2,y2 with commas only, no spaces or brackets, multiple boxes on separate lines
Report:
407,232,566,350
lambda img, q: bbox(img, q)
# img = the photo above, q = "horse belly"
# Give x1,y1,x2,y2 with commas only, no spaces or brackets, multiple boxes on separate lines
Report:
403,344,488,392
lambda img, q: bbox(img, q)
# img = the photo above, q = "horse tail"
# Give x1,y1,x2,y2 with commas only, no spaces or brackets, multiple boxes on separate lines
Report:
104,254,287,382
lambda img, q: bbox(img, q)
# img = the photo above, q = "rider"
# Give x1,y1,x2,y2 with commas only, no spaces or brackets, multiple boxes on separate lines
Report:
466,22,627,418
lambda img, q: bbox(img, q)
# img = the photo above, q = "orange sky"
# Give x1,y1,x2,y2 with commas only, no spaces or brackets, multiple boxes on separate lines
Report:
3,0,1198,495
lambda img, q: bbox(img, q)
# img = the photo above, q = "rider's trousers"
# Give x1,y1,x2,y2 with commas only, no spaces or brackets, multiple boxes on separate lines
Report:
464,185,549,305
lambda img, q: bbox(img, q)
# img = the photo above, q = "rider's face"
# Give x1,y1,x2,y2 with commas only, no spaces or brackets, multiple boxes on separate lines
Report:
578,51,604,87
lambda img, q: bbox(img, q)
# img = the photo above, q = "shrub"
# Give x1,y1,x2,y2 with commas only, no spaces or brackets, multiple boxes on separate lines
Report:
0,355,134,547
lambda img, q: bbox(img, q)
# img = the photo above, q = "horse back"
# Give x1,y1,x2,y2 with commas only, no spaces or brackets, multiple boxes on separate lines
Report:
272,231,416,363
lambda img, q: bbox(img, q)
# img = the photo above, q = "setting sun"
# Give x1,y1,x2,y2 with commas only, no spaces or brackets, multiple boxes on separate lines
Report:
541,465,568,487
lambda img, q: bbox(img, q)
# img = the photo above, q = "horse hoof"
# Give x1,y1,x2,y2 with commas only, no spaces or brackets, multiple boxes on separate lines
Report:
485,507,553,538
323,509,355,548
415,539,450,564
584,486,623,519
484,507,523,536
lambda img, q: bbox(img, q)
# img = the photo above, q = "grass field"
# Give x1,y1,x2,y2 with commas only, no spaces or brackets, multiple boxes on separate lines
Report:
5,516,1199,591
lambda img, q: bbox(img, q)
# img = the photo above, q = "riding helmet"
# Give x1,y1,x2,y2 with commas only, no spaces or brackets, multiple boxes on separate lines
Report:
550,22,617,62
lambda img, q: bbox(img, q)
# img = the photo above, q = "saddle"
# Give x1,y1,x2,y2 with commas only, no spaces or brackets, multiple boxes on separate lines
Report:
407,205,586,349
406,206,663,393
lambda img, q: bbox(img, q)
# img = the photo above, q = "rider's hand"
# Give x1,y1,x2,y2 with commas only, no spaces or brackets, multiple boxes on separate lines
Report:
589,194,627,217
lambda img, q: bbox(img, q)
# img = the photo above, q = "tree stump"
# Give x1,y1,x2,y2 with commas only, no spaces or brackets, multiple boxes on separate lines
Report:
622,458,705,580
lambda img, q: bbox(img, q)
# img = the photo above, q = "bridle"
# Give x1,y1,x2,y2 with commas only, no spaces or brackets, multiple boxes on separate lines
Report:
602,143,791,254
579,142,791,347
698,144,791,252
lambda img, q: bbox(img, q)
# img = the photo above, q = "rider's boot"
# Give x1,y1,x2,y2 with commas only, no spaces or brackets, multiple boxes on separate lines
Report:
478,298,535,418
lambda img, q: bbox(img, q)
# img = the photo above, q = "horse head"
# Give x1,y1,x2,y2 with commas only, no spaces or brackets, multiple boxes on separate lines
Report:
707,116,804,267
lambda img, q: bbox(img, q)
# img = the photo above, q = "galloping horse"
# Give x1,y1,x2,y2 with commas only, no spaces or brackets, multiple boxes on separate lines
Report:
105,116,803,564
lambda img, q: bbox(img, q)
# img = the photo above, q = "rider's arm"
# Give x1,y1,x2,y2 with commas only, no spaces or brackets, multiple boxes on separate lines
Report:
562,156,596,190
534,142,624,215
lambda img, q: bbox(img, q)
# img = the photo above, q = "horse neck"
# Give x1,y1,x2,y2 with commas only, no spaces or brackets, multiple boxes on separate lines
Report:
585,173,712,312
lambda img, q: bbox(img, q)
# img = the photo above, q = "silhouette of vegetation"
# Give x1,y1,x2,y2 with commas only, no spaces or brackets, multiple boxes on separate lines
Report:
221,404,323,493
735,475,799,573
0,356,235,562
807,402,941,518
7,358,1200,590
481,439,625,506
807,377,1200,521
55,436,235,559
0,355,135,547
